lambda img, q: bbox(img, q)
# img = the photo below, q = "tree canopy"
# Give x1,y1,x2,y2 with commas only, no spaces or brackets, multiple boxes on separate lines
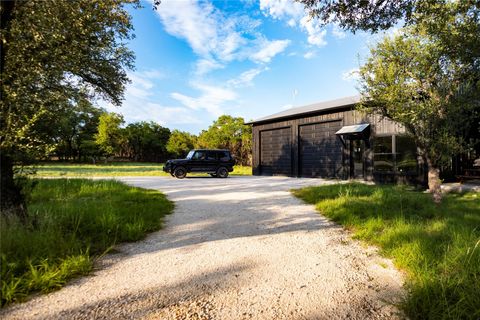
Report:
0,0,137,214
123,122,171,162
1,0,136,160
53,100,104,162
95,113,126,158
166,130,196,159
299,0,479,199
197,115,252,166
358,8,480,201
298,0,479,37
298,0,415,32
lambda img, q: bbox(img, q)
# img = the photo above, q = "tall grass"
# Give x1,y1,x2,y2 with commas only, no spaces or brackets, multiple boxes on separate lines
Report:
292,183,480,320
30,162,252,177
0,179,173,306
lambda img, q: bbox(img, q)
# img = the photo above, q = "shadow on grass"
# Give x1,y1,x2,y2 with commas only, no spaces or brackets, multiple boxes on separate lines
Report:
293,182,480,320
0,179,174,306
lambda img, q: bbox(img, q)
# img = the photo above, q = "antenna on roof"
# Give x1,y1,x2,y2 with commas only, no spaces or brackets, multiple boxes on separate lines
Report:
293,89,298,105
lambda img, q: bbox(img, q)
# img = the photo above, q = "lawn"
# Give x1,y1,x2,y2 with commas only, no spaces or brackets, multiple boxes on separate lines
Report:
292,183,480,320
28,162,252,177
0,179,174,306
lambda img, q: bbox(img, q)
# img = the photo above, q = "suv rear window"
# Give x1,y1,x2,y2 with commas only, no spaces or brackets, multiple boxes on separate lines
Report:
206,151,217,160
217,151,231,162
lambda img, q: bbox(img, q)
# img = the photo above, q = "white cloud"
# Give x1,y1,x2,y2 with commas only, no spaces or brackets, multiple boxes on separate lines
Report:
341,68,360,82
303,51,315,59
260,0,304,20
332,24,346,39
139,69,165,79
250,39,291,63
155,0,219,58
228,67,269,88
171,82,237,117
119,68,167,101
260,0,328,47
287,18,296,27
98,69,201,126
144,104,202,125
155,0,290,75
195,59,224,76
300,16,327,47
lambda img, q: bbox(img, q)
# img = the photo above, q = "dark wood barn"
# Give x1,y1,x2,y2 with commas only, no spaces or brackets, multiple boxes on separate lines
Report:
248,96,423,183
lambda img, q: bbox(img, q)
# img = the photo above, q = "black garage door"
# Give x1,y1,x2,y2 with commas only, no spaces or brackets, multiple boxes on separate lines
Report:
260,127,292,175
299,121,343,177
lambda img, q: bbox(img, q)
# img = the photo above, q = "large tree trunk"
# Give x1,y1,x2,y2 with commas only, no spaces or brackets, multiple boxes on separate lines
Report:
426,157,442,203
0,153,28,221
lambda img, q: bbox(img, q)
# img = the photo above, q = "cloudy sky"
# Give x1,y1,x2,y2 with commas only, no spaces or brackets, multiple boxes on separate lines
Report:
102,0,376,134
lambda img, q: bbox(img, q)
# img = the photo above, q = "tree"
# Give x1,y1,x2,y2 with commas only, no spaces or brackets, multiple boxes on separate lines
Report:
298,0,416,33
53,100,104,161
197,115,252,166
300,0,479,198
95,113,125,158
124,122,170,162
358,26,480,202
298,0,479,35
166,130,196,159
0,0,136,216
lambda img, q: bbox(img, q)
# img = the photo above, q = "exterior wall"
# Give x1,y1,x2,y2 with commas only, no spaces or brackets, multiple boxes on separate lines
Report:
252,106,424,184
253,107,354,177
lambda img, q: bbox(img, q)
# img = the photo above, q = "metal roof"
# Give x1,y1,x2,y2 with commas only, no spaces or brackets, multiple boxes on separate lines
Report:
335,123,370,135
246,95,361,125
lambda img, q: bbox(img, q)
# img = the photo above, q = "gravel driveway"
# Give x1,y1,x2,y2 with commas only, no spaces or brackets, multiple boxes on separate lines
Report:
2,176,404,319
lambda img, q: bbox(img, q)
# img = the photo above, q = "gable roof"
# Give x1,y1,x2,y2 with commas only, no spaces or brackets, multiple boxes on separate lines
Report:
246,95,361,125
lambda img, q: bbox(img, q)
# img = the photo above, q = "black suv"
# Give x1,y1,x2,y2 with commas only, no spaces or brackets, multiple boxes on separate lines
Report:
163,149,235,179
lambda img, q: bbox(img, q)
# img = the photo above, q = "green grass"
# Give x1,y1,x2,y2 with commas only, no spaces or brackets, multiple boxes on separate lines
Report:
292,183,480,319
29,162,252,177
0,179,174,306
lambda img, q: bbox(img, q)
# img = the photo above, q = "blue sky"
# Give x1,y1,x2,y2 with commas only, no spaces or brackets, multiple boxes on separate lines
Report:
102,0,378,134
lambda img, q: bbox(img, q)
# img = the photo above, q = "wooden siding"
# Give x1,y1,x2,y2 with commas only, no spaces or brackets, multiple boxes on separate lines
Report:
252,106,408,179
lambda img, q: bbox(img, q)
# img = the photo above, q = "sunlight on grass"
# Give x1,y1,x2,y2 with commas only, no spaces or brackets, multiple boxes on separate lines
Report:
0,179,174,306
292,183,480,320
28,162,252,177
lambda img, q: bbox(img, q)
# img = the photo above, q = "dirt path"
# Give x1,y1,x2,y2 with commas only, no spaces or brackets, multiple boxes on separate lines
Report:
2,176,404,319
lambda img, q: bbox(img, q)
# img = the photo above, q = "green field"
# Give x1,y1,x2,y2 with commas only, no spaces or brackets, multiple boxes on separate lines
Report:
292,183,480,320
0,179,174,306
28,162,252,177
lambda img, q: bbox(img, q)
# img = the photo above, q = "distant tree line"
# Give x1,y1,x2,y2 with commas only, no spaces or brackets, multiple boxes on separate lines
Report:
50,108,252,165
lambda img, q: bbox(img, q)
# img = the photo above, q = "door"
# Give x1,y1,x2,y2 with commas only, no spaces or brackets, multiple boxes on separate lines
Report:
190,150,215,172
260,127,292,175
299,121,343,177
350,139,364,178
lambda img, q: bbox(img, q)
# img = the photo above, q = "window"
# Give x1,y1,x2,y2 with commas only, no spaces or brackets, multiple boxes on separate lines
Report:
374,136,394,172
396,136,417,173
217,151,231,162
192,151,206,160
206,151,217,160
373,135,418,174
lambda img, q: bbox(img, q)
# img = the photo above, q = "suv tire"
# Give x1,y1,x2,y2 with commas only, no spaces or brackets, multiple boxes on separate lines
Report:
217,166,229,178
174,166,187,179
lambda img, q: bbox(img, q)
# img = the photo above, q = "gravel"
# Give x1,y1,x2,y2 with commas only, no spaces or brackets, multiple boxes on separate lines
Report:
1,176,405,319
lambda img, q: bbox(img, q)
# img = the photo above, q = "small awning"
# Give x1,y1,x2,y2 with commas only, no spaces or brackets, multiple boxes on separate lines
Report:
335,123,370,135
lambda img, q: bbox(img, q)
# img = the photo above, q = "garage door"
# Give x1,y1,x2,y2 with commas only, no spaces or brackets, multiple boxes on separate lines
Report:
299,121,343,177
260,127,292,176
